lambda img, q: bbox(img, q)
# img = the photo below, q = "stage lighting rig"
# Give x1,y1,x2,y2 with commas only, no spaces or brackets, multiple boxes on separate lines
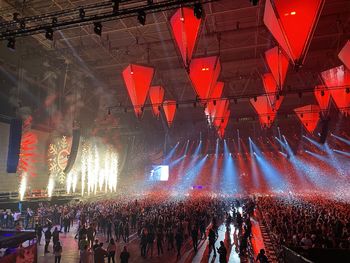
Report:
137,10,146,25
194,3,203,19
93,22,102,36
7,38,15,50
45,28,54,41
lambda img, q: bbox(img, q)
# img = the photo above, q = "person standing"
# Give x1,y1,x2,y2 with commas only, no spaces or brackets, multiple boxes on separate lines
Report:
80,245,92,263
52,227,60,248
156,229,164,256
217,241,227,263
107,238,116,263
44,228,52,253
35,223,43,245
147,229,155,258
120,246,130,263
53,241,62,263
191,225,199,252
94,243,108,263
256,249,269,263
140,229,147,258
175,229,183,259
208,228,217,257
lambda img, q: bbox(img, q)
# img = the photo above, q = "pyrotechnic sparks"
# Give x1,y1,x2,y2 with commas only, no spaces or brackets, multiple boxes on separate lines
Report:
19,173,27,201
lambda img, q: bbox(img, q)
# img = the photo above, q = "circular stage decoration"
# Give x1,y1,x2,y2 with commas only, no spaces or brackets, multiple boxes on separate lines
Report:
48,136,71,185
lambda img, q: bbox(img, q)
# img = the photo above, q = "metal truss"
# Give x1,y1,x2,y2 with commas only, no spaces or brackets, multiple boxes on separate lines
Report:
0,0,217,40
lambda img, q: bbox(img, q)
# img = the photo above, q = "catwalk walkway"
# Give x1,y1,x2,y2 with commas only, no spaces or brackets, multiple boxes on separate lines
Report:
38,216,267,262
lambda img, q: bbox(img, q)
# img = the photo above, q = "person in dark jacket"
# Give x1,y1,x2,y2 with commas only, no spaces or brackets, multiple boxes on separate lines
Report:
217,241,227,263
44,228,52,253
120,246,130,263
94,243,108,263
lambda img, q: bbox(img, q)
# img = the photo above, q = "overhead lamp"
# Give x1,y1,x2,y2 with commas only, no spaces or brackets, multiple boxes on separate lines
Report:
321,90,325,96
137,10,146,25
193,3,203,19
112,0,119,14
52,17,58,25
253,96,257,102
7,38,15,50
93,22,102,36
250,0,259,6
45,27,54,41
79,8,85,19
19,20,25,29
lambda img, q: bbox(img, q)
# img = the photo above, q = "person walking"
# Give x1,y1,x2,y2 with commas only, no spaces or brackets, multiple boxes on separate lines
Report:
217,241,227,263
107,238,116,263
175,229,183,259
53,241,62,263
191,225,199,252
44,228,52,253
120,246,130,263
156,229,164,256
208,228,217,257
140,229,147,258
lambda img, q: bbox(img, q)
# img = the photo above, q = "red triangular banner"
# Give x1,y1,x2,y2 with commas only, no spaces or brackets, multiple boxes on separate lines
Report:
122,64,154,118
217,110,230,139
149,86,165,118
262,73,278,106
250,95,278,128
189,56,221,102
314,85,331,111
264,0,325,65
264,46,289,88
205,82,224,124
170,7,202,67
321,65,350,115
339,40,350,70
294,105,320,133
163,100,176,127
212,99,229,130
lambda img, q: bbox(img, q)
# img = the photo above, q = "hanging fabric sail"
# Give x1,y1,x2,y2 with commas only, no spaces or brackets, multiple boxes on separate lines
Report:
212,99,229,131
170,7,202,67
122,64,154,118
263,0,325,66
205,82,224,124
250,95,278,128
294,105,320,133
163,100,176,127
217,110,230,139
264,46,289,88
189,56,221,103
262,73,279,106
149,86,165,118
338,40,350,70
321,65,350,115
314,85,331,111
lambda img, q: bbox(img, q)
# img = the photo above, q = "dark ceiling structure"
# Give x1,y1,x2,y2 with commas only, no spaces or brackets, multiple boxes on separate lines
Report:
0,0,349,141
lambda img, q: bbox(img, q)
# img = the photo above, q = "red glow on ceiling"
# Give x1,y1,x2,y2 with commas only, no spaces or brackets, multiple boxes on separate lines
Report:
338,40,350,70
189,56,221,101
264,46,289,88
170,7,202,67
149,86,165,118
122,64,154,118
163,100,176,127
264,0,324,65
294,105,320,133
314,85,331,111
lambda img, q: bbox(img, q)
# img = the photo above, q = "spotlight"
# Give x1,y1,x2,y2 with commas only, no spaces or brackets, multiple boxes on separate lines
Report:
7,38,15,50
45,27,54,41
93,22,102,36
112,0,119,14
137,10,146,25
79,8,85,19
19,20,25,29
321,90,325,96
250,0,259,6
193,3,203,19
253,96,257,102
52,17,58,25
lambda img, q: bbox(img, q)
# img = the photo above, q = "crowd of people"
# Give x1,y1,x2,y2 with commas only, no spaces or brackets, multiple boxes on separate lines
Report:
257,195,350,251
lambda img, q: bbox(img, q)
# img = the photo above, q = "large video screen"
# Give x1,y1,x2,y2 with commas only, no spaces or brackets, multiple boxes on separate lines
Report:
148,165,169,181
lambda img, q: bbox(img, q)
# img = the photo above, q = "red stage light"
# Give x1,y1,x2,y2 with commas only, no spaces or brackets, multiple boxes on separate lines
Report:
163,100,176,127
294,105,320,133
170,7,202,67
122,64,154,118
189,56,221,102
338,40,350,70
264,0,325,66
149,86,164,118
264,46,289,88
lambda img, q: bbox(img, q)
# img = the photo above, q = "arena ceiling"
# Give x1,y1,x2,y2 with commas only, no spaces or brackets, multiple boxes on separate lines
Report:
0,0,349,139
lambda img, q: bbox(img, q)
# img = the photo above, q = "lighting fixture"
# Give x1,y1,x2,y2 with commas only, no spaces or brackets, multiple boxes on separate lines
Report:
7,38,15,50
79,8,85,19
250,0,259,6
321,90,325,96
137,10,146,25
193,3,203,19
93,22,102,36
112,0,119,14
45,27,54,41
253,96,257,102
20,20,25,29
